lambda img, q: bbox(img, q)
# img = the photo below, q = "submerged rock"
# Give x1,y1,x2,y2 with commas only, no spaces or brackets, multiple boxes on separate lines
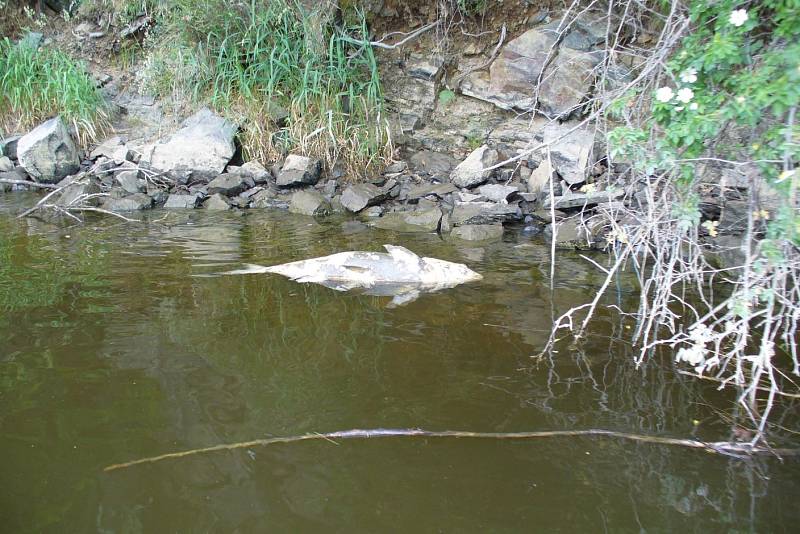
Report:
17,117,80,183
371,207,442,233
277,155,321,187
289,189,330,216
204,193,232,210
451,224,505,241
102,193,153,211
147,108,237,182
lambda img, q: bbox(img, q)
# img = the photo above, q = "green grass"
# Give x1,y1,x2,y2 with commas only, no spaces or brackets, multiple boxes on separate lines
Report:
137,0,391,176
0,37,107,142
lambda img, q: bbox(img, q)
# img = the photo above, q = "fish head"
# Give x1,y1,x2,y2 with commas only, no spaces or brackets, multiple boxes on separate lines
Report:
420,257,483,284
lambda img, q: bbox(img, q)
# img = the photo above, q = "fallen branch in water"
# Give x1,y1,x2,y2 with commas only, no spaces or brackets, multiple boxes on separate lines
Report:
103,427,800,472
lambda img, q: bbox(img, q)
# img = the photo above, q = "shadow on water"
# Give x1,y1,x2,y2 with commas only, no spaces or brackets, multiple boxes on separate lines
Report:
0,196,798,532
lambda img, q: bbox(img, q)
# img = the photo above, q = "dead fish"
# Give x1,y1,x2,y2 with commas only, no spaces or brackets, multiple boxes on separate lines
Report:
222,244,482,306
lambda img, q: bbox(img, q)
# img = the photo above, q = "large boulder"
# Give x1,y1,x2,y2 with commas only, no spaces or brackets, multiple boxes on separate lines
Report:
277,155,321,187
289,190,330,216
17,117,80,183
147,108,237,182
450,145,499,188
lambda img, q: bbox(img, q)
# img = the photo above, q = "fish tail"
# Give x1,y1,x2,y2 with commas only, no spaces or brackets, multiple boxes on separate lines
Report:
220,264,272,275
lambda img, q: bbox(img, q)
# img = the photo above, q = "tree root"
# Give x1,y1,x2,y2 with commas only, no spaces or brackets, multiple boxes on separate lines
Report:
103,428,800,472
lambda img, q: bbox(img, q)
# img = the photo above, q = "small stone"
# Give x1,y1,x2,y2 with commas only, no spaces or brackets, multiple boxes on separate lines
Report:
0,135,22,160
90,136,131,163
238,160,271,184
451,224,504,241
407,182,457,200
362,206,384,218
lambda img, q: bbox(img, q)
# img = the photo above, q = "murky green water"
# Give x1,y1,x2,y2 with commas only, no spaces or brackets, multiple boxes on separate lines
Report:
1,194,798,532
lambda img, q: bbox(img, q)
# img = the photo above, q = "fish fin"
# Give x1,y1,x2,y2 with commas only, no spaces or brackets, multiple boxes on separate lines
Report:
383,245,422,268
220,264,271,275
387,290,421,308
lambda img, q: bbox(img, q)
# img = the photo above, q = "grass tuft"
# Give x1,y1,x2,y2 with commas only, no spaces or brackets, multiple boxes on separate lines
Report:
137,0,392,177
0,37,108,143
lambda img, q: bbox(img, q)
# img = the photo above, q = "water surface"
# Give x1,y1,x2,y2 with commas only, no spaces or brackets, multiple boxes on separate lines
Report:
1,195,798,532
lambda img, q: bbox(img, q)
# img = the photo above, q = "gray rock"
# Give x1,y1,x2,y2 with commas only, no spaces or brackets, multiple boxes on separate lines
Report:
251,189,289,210
204,193,231,210
164,193,201,209
362,206,384,218
341,183,389,212
384,161,408,174
289,190,330,216
102,193,153,211
55,178,101,207
456,191,484,202
90,136,131,163
477,184,518,203
147,108,237,182
407,182,457,200
148,188,169,206
543,188,624,209
207,173,250,196
371,208,442,233
0,156,13,172
719,200,748,234
460,26,602,118
543,218,592,249
541,123,595,185
18,32,43,50
451,201,521,226
277,154,321,187
450,145,499,188
115,170,142,194
451,224,505,241
0,168,30,191
0,135,22,160
409,151,456,178
238,160,271,184
17,117,80,183
527,160,553,195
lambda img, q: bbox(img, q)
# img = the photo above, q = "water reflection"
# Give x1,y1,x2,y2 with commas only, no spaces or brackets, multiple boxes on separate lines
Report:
0,196,797,532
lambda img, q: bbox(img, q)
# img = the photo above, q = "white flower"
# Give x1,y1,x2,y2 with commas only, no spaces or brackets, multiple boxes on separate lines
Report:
729,9,748,27
676,345,707,366
677,87,694,103
689,323,714,344
680,68,698,84
655,86,674,103
689,102,698,110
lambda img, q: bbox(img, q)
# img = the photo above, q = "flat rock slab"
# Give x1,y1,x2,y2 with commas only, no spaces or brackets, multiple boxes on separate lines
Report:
451,201,521,226
371,208,442,233
543,188,624,210
451,224,505,241
409,150,457,177
289,190,330,216
17,117,80,183
407,182,457,200
478,184,518,203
